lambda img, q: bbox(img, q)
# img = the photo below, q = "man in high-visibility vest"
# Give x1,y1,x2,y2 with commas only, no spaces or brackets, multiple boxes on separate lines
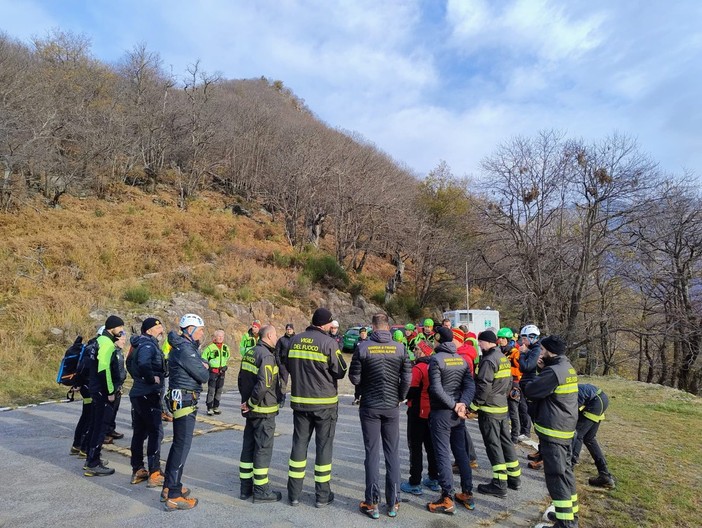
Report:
201,329,231,416
238,325,284,502
523,335,579,528
284,308,347,508
471,330,521,497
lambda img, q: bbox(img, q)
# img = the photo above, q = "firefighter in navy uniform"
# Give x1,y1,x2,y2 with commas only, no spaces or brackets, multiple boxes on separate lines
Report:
349,313,412,519
426,326,476,515
523,335,579,528
471,330,521,497
238,325,284,503
285,307,347,508
572,383,615,489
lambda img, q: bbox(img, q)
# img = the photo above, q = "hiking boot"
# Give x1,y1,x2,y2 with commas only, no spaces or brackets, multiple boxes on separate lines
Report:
477,482,507,498
589,474,616,489
422,477,441,491
69,446,81,456
508,477,521,490
527,451,542,461
78,450,87,459
315,492,335,508
83,459,109,470
427,495,455,515
359,501,379,519
400,481,423,495
161,487,191,502
387,502,399,518
162,412,173,422
213,408,221,415
207,409,214,416
109,431,124,439
84,464,115,477
289,498,300,507
131,468,149,485
470,459,479,469
253,490,282,503
454,492,475,510
147,470,165,488
164,496,198,511
102,436,113,445
528,460,544,470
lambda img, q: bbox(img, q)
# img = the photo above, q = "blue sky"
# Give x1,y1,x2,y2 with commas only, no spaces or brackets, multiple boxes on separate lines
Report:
1,0,701,178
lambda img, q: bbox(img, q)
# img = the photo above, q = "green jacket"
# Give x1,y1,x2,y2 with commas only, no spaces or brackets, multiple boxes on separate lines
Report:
201,342,231,369
96,334,116,395
239,330,258,357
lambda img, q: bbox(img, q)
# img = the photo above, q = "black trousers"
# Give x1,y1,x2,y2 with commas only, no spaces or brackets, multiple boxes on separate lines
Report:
406,409,438,485
360,406,401,506
518,391,532,435
73,387,92,450
465,426,478,461
206,371,226,410
507,383,520,441
541,439,579,528
86,394,114,467
130,393,164,473
106,390,121,435
429,409,472,496
478,412,521,488
572,392,609,476
240,415,277,494
163,403,197,498
287,407,337,503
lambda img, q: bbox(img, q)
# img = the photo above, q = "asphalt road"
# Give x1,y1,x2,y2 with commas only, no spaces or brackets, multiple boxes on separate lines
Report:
0,390,548,528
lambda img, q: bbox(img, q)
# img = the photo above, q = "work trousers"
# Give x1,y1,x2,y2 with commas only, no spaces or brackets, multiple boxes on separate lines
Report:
206,370,226,410
507,382,520,442
130,393,164,473
240,415,277,495
72,387,92,450
541,439,579,528
478,412,521,488
86,394,114,468
518,391,532,435
429,409,472,496
163,400,197,498
360,406,401,506
287,407,337,503
572,391,609,476
406,409,438,485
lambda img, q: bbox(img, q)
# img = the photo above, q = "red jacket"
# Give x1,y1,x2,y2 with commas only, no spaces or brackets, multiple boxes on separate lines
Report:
457,342,478,375
406,357,431,419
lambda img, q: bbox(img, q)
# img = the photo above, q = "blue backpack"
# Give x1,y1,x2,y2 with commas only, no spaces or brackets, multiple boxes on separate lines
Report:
57,336,96,388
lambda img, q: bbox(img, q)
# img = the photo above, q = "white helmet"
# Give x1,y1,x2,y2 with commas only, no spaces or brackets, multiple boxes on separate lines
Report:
179,313,205,329
520,324,540,337
331,320,339,328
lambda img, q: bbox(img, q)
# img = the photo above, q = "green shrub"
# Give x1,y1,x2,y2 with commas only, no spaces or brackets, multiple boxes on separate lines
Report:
268,250,292,268
303,254,349,290
123,285,150,304
370,291,386,305
235,286,253,302
385,292,422,320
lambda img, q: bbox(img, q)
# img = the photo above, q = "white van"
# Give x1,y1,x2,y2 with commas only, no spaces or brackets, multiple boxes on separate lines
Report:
442,309,500,334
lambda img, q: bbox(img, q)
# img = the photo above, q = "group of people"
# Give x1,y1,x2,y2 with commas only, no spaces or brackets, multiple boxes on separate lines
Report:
67,309,614,527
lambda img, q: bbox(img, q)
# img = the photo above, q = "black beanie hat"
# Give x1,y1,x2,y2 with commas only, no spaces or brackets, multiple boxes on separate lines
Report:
477,330,498,344
104,315,125,330
312,307,333,327
141,317,162,334
436,326,454,344
541,335,567,355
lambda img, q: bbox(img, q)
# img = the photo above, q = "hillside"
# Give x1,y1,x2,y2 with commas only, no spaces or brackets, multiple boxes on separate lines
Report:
0,188,391,405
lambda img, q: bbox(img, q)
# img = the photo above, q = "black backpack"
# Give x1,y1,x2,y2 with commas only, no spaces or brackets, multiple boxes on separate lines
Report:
57,336,86,387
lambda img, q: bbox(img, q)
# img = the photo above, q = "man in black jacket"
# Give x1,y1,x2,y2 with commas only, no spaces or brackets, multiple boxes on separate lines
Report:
274,323,295,390
349,313,411,519
128,317,166,487
238,325,284,503
162,313,210,511
523,335,579,528
426,327,476,515
471,331,521,497
285,307,347,508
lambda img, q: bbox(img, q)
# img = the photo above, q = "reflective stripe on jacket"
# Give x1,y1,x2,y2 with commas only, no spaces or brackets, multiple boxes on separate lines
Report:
238,342,280,416
471,346,511,416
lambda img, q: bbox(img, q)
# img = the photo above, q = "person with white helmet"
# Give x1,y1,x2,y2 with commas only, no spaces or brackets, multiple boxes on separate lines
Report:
518,324,543,469
161,313,210,511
